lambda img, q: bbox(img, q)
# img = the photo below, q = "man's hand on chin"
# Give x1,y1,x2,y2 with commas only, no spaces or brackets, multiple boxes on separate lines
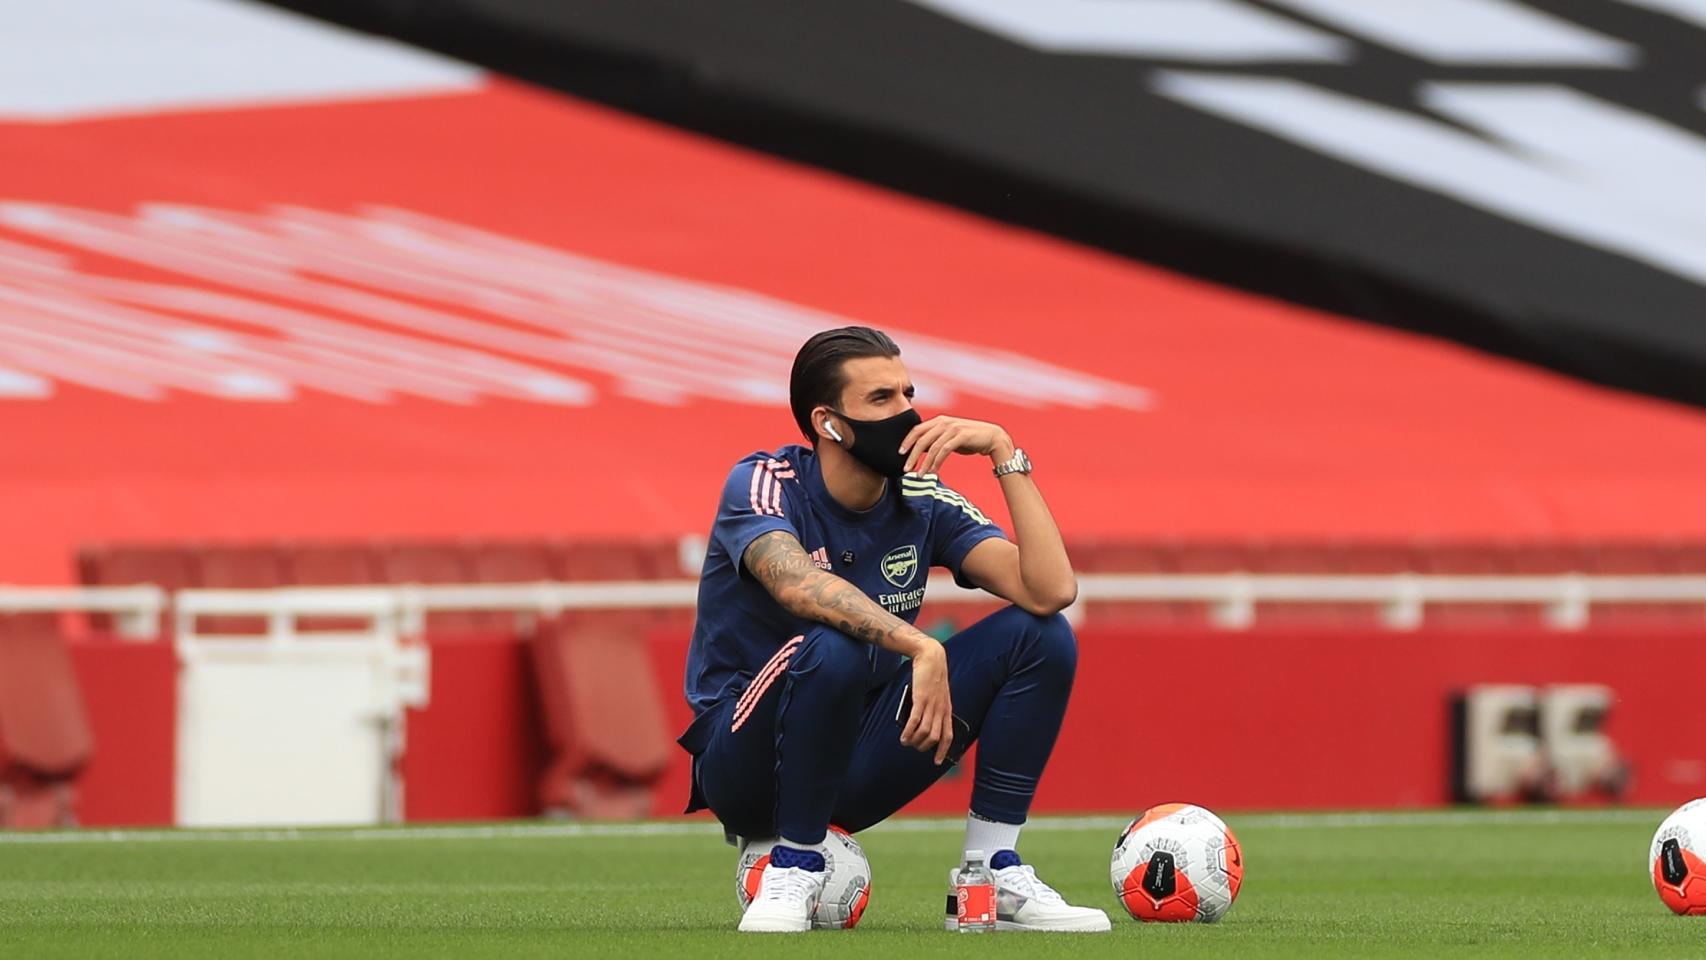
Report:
899,416,1014,475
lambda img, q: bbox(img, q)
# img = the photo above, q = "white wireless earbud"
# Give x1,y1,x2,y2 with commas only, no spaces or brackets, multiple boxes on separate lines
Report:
824,420,844,442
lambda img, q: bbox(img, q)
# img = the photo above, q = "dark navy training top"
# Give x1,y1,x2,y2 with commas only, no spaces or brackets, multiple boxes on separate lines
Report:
682,444,1005,716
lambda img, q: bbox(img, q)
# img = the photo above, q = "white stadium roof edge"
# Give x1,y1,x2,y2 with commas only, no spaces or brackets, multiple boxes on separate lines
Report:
0,0,484,122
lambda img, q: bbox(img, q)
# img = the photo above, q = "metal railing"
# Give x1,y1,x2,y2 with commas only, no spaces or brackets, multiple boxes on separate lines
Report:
0,585,166,639
5,574,1706,641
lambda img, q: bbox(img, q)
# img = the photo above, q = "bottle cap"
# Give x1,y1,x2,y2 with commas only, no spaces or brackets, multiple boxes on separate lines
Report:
965,849,984,862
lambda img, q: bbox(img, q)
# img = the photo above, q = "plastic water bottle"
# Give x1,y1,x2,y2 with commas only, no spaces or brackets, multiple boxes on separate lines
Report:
956,849,997,933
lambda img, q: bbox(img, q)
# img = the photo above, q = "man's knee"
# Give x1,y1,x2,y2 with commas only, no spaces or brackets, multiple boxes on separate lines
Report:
791,626,871,691
993,606,1078,676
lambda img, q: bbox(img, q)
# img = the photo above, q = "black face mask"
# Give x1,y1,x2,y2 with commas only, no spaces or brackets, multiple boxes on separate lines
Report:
830,407,922,479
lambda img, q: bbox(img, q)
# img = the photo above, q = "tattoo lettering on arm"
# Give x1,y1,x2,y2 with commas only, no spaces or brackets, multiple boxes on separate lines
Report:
743,530,922,653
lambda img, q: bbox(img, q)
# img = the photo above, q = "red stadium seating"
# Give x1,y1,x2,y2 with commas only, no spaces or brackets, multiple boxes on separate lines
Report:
76,543,199,589
197,545,287,588
1071,539,1194,629
280,544,383,632
466,542,558,636
380,543,488,633
553,538,685,581
554,539,688,632
196,545,288,635
64,538,1705,644
381,543,474,585
286,544,381,585
1585,541,1704,627
0,614,94,828
1673,543,1706,572
76,543,199,632
1507,542,1589,575
1341,543,1421,573
1173,541,1251,573
1250,541,1380,627
472,542,555,583
530,615,672,819
1416,542,1534,629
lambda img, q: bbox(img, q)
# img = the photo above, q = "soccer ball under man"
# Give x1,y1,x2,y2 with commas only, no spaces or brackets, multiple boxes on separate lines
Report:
1110,803,1243,923
1652,798,1706,915
736,826,872,928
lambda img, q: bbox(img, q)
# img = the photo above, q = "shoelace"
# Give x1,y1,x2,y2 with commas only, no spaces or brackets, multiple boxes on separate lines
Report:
757,866,822,906
994,864,1067,905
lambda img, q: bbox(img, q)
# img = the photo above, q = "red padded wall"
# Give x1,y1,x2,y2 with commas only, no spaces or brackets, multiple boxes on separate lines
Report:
638,625,1706,817
58,624,1706,826
66,639,176,826
1039,626,1706,811
400,634,549,821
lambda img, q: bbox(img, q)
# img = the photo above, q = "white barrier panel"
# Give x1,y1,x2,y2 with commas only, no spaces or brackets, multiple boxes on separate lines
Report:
174,589,427,828
177,653,391,827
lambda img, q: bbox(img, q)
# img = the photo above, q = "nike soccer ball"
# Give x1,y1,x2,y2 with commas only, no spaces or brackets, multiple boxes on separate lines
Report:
1652,798,1706,915
1110,803,1243,923
736,826,872,929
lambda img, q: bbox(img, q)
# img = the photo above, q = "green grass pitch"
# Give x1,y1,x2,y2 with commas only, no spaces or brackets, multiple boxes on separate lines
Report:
1,809,1698,958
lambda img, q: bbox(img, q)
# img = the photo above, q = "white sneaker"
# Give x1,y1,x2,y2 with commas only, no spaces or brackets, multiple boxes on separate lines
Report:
739,854,826,933
944,854,1112,932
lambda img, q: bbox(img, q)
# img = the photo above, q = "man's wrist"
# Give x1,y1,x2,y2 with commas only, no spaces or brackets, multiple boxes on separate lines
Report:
898,630,942,660
989,433,1016,463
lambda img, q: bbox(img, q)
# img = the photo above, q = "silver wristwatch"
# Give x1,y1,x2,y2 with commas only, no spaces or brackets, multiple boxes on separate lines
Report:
992,448,1032,478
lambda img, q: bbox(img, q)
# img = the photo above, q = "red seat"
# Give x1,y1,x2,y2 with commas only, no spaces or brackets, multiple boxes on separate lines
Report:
1507,543,1587,575
198,545,287,588
554,540,681,631
1070,539,1198,629
558,537,696,579
1586,540,1702,628
0,614,93,828
1585,541,1673,574
1174,541,1251,573
381,543,488,634
282,544,383,632
1250,541,1380,628
286,544,381,585
1341,542,1420,574
473,541,555,583
1674,543,1706,573
636,538,690,579
531,615,672,818
77,543,199,589
197,545,288,635
381,543,473,584
466,541,557,636
1417,542,1537,629
76,544,198,633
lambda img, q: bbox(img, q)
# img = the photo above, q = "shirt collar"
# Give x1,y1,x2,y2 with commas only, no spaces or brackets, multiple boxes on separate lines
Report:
800,446,893,525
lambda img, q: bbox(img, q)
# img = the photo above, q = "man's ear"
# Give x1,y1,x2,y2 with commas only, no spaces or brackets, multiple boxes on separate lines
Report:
817,408,844,444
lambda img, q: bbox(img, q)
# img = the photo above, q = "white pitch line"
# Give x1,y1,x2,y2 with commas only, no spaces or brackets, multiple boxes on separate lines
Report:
0,808,1664,845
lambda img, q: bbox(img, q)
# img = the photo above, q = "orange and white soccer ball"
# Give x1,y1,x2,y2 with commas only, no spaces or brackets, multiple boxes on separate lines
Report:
1652,798,1706,915
1110,803,1243,923
736,826,872,929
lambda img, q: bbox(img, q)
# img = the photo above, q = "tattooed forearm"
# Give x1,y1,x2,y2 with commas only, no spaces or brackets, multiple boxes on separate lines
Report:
743,531,926,654
744,530,819,591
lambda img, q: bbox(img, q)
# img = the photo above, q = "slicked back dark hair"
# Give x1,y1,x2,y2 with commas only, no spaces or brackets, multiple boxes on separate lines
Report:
789,326,901,443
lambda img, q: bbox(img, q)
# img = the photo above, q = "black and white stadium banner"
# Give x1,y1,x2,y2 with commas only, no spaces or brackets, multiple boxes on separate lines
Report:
270,0,1706,409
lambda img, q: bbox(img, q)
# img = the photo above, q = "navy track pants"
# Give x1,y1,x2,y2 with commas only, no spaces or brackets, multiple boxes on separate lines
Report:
679,605,1078,844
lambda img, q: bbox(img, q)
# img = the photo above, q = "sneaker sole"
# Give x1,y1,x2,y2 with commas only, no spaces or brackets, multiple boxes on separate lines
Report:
740,917,812,933
941,917,1112,933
